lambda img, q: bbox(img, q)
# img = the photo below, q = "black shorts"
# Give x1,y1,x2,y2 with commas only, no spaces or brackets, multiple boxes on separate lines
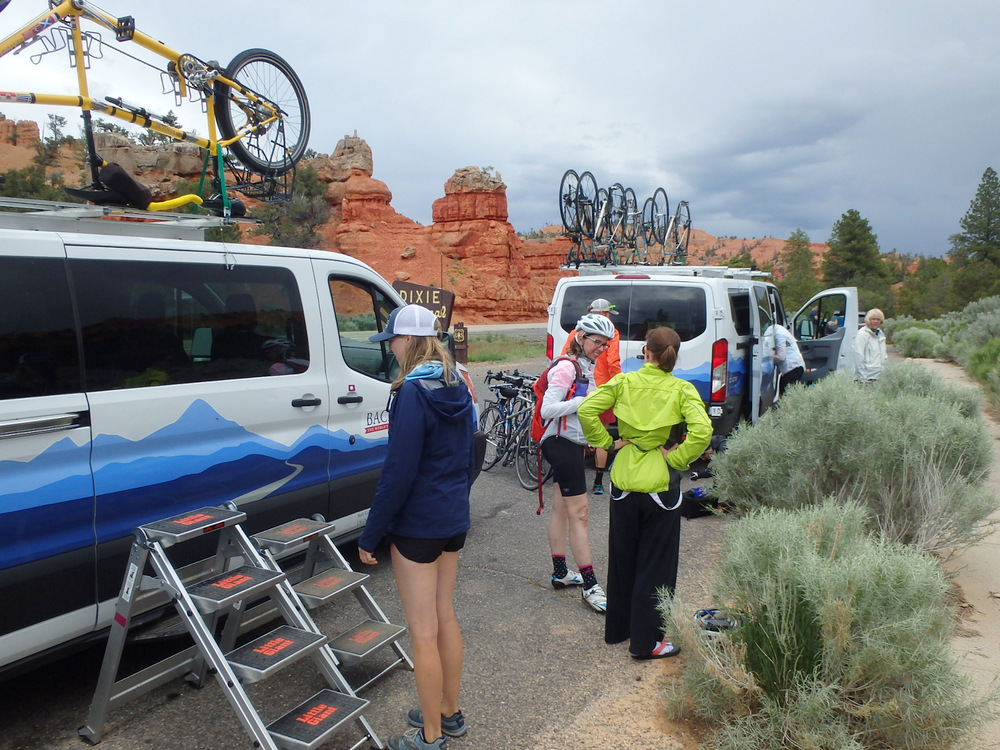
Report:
541,435,587,497
388,532,467,564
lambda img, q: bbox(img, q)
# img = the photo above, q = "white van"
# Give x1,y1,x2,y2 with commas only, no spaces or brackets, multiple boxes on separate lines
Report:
546,267,858,435
0,222,464,675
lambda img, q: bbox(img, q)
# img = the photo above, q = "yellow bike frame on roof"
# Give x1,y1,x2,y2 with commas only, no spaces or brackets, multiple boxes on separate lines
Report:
0,0,283,171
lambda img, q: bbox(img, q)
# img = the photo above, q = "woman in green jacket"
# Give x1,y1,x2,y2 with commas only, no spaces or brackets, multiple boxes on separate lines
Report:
578,326,712,659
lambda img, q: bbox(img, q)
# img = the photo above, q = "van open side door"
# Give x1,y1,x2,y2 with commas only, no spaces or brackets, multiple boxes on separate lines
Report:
791,287,859,383
749,285,779,421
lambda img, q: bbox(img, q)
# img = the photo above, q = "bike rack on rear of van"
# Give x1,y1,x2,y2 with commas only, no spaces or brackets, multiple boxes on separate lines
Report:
570,264,773,280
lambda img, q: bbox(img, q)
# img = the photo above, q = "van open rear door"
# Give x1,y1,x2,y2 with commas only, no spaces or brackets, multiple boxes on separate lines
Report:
790,287,859,383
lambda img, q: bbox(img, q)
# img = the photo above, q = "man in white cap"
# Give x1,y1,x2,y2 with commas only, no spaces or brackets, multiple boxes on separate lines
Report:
560,297,621,494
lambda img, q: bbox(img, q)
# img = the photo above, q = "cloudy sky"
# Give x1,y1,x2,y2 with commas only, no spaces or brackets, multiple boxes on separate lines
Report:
4,0,999,255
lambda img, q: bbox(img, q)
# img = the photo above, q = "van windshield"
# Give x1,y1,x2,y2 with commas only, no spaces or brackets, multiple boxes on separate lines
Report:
560,284,707,342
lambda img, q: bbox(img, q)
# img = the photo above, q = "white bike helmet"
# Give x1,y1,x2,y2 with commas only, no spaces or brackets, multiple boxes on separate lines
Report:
575,313,616,340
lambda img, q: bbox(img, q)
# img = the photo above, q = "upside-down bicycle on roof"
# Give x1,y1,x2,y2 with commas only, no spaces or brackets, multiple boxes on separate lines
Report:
0,0,310,217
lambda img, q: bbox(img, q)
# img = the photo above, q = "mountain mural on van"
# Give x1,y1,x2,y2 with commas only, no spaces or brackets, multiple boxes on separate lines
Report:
1,399,388,566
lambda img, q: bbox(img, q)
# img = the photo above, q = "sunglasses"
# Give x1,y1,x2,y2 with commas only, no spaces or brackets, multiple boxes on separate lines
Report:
582,334,610,350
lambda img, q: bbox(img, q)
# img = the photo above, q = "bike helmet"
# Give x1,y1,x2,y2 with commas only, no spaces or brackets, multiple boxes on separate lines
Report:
575,313,616,340
262,338,294,354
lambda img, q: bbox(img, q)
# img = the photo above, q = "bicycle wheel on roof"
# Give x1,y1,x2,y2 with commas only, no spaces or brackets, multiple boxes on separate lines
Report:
642,195,657,246
622,187,638,242
577,171,598,239
672,201,691,254
559,170,581,233
652,187,669,245
214,48,310,176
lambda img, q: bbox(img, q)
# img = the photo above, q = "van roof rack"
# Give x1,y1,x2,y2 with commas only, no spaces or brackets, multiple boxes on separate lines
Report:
565,264,772,280
0,197,257,242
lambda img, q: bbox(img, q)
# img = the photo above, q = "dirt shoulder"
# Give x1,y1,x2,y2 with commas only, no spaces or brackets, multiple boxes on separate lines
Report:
912,359,1000,748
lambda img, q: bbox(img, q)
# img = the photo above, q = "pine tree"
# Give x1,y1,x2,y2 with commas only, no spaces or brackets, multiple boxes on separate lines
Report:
776,229,821,311
948,167,1000,306
822,209,885,286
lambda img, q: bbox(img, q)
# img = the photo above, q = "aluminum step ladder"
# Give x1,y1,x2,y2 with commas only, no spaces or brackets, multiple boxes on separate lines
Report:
79,505,384,750
253,518,414,692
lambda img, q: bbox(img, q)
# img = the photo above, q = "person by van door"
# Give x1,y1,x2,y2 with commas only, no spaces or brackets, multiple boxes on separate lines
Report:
767,323,805,396
560,298,621,494
542,313,615,614
578,326,712,660
357,305,476,750
854,308,887,382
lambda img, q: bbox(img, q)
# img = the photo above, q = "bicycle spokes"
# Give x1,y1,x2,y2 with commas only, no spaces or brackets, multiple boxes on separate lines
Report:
558,170,690,267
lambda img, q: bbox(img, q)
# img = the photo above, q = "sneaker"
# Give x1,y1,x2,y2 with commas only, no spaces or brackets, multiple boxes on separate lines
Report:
551,570,584,589
407,708,467,738
630,640,681,660
592,482,604,495
388,727,448,750
582,583,607,613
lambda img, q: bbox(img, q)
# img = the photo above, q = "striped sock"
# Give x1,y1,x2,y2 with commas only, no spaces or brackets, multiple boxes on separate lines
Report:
580,564,597,589
552,555,568,579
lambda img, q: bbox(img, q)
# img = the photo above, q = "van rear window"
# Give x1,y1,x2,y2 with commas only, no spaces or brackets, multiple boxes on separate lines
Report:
559,283,707,342
627,285,706,342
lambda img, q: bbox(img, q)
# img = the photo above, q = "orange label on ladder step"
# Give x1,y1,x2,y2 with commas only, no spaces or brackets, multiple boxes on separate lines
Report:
296,703,337,726
313,576,346,588
212,573,252,589
349,629,380,644
253,637,295,656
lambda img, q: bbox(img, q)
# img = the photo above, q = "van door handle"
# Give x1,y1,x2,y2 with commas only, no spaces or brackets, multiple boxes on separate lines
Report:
337,394,364,405
292,397,322,408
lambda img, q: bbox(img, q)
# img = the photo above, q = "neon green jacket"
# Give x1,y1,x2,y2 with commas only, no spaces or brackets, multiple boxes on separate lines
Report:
578,363,712,493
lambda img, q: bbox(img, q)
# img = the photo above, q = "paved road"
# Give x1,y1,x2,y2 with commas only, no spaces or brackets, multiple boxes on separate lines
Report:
0,352,729,750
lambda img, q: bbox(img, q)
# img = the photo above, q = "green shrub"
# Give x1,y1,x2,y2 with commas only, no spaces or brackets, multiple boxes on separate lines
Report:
714,369,995,553
893,326,943,358
662,501,993,749
882,314,913,341
968,337,1000,383
872,360,982,419
886,318,939,343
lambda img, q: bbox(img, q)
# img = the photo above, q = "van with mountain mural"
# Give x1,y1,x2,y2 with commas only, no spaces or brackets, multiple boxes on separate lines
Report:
547,268,858,436
0,224,470,675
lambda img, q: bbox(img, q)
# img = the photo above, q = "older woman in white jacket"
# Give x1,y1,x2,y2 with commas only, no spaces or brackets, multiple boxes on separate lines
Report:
854,308,887,381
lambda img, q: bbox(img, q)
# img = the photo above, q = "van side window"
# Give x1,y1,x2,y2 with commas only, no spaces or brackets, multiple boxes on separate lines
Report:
728,290,751,336
70,259,309,389
329,277,396,381
0,257,82,400
794,293,848,341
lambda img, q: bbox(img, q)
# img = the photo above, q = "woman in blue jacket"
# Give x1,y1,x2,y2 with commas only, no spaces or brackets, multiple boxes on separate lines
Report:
358,305,476,750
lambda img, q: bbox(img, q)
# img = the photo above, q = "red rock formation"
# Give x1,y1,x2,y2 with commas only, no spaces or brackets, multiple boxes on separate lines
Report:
0,121,830,322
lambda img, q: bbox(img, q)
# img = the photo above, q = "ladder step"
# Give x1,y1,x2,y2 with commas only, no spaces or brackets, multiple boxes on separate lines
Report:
329,620,406,666
253,518,335,555
140,505,246,545
267,689,369,750
187,564,285,613
227,625,326,684
294,569,369,608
